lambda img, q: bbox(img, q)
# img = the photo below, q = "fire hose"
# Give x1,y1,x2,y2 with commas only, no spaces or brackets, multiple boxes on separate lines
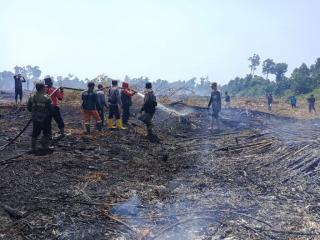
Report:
0,87,61,152
63,86,137,93
0,85,137,152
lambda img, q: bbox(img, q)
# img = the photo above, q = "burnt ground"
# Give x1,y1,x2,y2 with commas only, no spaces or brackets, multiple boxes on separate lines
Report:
0,100,320,240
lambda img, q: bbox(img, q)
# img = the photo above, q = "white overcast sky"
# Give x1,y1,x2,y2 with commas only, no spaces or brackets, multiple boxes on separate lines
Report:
1,0,320,84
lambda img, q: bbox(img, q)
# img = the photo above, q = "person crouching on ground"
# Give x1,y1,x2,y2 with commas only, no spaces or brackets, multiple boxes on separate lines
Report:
121,82,136,127
97,84,107,126
27,82,52,153
207,82,221,130
44,77,65,137
108,80,126,129
81,82,102,134
139,82,157,136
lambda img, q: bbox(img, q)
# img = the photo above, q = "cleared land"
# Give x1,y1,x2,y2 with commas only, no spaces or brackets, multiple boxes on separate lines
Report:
0,93,320,240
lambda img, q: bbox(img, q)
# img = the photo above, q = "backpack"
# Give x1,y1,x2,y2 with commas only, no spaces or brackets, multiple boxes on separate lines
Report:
31,96,49,123
108,88,118,105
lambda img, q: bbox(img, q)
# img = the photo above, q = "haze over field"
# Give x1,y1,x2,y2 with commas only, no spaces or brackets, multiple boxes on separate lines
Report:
1,0,320,83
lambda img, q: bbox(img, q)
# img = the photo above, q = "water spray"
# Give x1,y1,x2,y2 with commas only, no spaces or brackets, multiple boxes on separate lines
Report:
135,91,185,117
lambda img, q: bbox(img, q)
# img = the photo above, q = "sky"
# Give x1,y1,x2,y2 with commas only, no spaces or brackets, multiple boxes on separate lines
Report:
1,0,320,84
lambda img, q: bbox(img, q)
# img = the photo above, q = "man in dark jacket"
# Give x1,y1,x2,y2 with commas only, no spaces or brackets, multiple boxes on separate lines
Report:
108,80,125,129
13,74,26,104
81,82,102,134
97,84,107,126
139,82,157,136
267,93,273,111
27,82,52,153
308,94,316,113
121,82,135,126
208,82,221,130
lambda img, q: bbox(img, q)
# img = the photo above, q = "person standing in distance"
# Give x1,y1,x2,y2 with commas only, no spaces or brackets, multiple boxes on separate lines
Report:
13,74,26,104
208,82,221,130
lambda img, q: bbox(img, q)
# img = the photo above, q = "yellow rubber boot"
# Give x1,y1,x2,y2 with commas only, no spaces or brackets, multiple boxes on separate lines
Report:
108,118,116,129
116,119,127,130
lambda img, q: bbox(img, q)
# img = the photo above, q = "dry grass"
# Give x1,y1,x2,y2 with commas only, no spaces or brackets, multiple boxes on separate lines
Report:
181,96,320,120
81,172,108,182
231,97,320,119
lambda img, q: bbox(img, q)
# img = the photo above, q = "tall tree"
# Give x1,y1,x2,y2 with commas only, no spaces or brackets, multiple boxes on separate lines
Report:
310,58,320,87
25,65,41,90
290,63,313,94
262,58,275,79
248,54,260,76
272,63,288,82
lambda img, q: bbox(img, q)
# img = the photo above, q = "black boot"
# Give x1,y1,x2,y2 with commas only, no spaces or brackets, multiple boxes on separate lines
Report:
85,124,90,134
59,128,65,136
29,137,37,154
147,125,153,136
40,136,53,154
96,122,102,131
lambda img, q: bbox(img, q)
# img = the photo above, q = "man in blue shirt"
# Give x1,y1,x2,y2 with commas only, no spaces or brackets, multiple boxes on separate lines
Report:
290,95,297,109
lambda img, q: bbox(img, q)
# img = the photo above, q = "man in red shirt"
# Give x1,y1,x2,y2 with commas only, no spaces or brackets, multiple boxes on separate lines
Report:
44,77,65,137
121,82,135,126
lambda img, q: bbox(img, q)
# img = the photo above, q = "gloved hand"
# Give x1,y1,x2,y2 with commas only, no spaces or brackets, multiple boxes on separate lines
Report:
59,87,64,92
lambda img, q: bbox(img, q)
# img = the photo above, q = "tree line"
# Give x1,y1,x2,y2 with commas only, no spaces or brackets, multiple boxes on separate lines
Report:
222,54,320,97
0,66,212,96
4,56,318,98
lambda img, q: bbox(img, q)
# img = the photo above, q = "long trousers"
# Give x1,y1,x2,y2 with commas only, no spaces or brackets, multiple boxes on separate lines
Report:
15,88,23,102
122,105,130,124
32,117,51,138
309,104,316,113
83,110,101,124
109,105,120,120
98,108,105,125
48,106,65,135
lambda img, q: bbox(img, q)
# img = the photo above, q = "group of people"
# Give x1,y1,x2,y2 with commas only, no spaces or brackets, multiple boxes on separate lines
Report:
13,73,320,152
80,80,155,134
266,93,316,113
289,94,316,112
26,78,157,153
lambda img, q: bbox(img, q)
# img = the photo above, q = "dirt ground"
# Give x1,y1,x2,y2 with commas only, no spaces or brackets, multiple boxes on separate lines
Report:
1,93,320,240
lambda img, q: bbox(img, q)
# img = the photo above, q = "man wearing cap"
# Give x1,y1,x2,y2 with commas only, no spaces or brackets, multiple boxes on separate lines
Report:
121,82,136,126
27,82,52,153
108,80,125,129
139,82,157,136
44,77,65,137
13,74,26,104
81,82,102,133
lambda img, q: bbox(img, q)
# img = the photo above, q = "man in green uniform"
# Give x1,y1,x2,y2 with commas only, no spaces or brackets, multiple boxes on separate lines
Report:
27,82,53,153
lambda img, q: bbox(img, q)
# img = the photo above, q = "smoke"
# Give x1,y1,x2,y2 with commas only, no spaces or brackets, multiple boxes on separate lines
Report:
136,91,187,116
